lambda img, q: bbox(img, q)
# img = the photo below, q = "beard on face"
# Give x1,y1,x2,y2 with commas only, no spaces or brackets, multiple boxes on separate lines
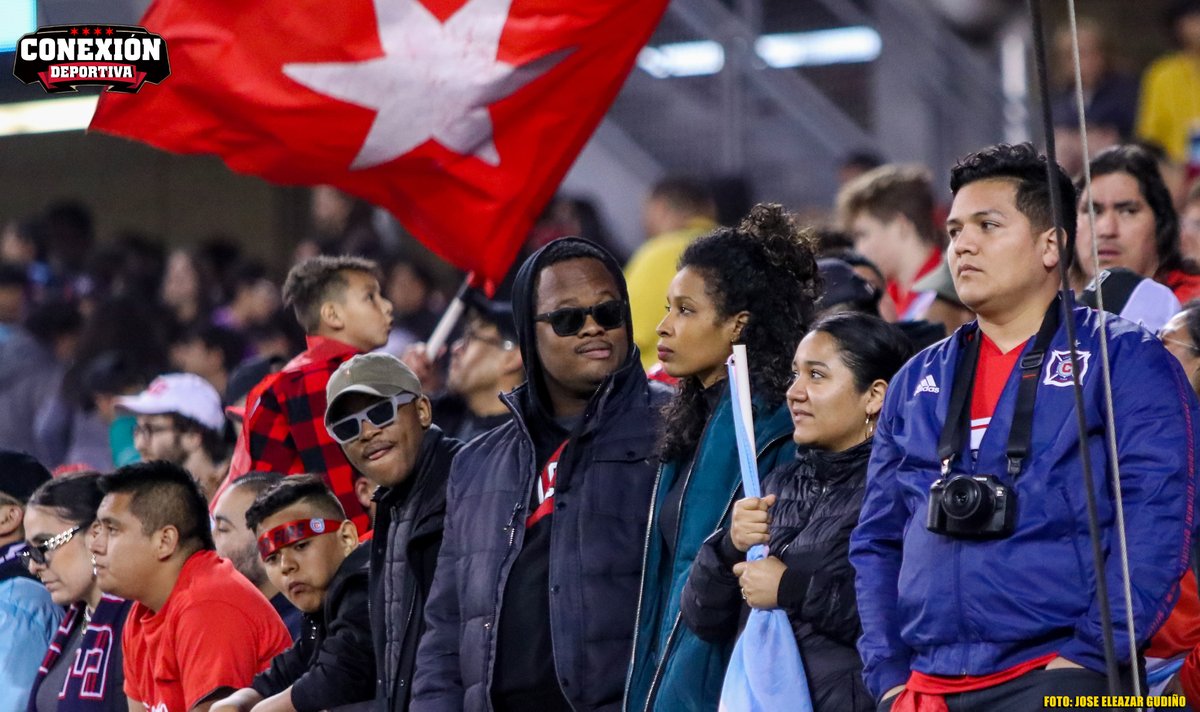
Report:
229,540,268,588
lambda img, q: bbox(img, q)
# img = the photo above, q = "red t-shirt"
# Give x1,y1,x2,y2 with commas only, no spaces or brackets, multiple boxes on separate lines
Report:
122,550,292,711
968,335,1028,451
887,248,941,319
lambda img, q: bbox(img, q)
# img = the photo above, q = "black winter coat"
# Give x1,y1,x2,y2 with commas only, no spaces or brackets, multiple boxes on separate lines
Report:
370,425,464,711
680,440,874,712
252,544,375,711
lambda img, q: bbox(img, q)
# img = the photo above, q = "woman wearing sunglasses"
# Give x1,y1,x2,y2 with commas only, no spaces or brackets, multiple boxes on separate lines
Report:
627,203,821,712
681,313,911,712
23,472,133,711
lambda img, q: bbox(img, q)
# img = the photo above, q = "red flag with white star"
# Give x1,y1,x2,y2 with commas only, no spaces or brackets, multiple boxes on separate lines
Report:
89,0,668,282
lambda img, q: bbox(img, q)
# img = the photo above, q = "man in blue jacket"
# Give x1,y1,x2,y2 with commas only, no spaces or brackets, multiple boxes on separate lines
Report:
412,237,669,712
851,142,1200,711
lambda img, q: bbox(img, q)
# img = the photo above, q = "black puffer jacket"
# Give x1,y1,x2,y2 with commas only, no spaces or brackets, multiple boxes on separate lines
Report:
371,425,464,711
680,440,873,712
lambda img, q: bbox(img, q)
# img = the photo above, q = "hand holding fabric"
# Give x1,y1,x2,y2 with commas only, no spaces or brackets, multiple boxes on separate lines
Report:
730,494,776,552
733,556,787,610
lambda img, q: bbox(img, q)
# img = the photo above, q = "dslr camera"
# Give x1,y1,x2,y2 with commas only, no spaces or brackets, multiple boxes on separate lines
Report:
926,474,1015,538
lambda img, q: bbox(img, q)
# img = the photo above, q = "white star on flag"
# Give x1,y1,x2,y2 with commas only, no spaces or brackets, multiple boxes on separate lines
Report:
283,0,572,169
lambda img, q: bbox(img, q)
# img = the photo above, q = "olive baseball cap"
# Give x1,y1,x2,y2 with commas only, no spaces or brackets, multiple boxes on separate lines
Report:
325,353,423,426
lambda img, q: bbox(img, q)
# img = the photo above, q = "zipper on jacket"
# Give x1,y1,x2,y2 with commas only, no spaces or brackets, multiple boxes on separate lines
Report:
637,429,791,712
624,460,666,712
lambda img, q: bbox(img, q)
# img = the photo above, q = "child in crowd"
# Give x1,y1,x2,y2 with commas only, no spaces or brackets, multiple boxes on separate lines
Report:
212,475,374,712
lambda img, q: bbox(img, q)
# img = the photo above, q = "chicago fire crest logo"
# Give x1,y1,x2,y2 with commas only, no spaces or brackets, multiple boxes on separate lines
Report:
1043,350,1091,387
12,25,169,94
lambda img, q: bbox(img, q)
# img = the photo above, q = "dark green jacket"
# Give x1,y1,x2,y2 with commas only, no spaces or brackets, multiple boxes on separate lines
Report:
625,389,794,712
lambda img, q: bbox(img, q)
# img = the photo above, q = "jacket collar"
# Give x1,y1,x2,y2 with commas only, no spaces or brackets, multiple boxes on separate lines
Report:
287,336,361,371
799,438,873,484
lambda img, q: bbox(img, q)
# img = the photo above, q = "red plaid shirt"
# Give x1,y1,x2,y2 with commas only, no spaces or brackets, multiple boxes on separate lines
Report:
237,336,369,534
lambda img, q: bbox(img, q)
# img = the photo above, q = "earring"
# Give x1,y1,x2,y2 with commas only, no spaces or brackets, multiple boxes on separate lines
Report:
91,555,98,579
865,414,874,440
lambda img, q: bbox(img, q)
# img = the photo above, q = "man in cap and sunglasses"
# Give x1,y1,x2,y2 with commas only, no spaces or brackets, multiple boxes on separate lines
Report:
324,352,463,712
0,450,61,711
413,237,669,711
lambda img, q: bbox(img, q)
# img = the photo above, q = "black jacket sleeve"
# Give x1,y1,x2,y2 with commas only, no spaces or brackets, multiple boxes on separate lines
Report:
289,575,377,712
780,531,862,647
251,632,314,700
680,528,745,643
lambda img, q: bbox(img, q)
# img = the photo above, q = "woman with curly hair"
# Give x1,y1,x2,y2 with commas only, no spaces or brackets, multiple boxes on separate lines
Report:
626,203,821,712
681,313,912,712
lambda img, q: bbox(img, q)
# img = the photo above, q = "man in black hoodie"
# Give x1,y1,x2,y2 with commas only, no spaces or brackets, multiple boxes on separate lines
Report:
412,237,669,712
324,352,464,712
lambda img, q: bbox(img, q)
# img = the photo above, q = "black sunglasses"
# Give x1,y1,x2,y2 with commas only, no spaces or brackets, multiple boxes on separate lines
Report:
534,300,625,337
327,392,418,444
21,524,83,570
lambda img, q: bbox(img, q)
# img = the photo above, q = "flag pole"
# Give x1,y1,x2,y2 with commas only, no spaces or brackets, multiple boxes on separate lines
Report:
425,272,475,358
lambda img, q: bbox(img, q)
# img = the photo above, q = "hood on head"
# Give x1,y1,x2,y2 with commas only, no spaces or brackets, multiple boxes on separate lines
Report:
510,236,637,417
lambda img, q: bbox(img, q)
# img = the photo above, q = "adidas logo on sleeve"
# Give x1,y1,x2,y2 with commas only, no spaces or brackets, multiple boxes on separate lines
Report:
913,375,940,395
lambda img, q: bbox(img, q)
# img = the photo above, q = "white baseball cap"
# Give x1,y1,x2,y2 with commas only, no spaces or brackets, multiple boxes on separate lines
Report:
116,373,225,432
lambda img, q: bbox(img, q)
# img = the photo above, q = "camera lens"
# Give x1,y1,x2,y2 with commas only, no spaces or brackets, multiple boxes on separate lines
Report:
942,476,990,521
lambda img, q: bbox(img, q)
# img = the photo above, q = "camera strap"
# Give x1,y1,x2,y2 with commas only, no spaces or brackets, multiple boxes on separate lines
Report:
937,295,1063,479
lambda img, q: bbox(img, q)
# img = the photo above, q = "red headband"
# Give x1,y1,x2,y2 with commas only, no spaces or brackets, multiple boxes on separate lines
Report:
257,518,343,559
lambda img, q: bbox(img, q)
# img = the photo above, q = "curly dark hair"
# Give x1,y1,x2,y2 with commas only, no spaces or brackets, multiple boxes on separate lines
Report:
950,142,1076,268
658,203,821,463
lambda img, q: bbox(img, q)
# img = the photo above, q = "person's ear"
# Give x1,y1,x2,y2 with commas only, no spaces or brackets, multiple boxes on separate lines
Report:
337,520,358,555
180,429,202,454
730,312,751,343
1041,227,1063,270
0,503,23,538
500,348,523,377
154,525,181,561
864,379,888,418
415,395,433,430
320,300,344,332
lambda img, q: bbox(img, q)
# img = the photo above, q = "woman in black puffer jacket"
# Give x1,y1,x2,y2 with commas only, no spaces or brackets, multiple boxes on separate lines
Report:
680,312,912,712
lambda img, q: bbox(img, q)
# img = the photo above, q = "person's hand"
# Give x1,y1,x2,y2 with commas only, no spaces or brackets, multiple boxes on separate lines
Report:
1044,656,1084,670
730,494,776,553
402,342,446,392
732,556,787,609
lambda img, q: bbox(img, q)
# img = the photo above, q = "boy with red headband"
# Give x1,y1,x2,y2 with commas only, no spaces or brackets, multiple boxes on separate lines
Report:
211,475,374,712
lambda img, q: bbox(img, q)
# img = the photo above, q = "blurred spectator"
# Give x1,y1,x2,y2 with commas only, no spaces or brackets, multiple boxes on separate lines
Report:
1159,300,1200,395
245,313,306,361
92,462,291,711
1075,144,1200,302
306,185,387,259
527,195,627,263
836,164,945,320
815,257,883,316
814,226,856,255
911,256,975,335
0,451,60,712
212,261,280,334
229,256,393,535
117,373,230,500
0,219,50,296
161,249,216,332
23,472,135,711
0,300,83,467
214,476,374,711
40,201,95,299
1051,17,1138,141
838,150,885,187
170,324,248,397
210,471,303,641
0,261,28,339
1137,0,1200,165
434,294,522,442
1182,181,1200,260
222,354,287,439
382,259,441,355
81,351,152,469
625,176,719,370
825,249,901,322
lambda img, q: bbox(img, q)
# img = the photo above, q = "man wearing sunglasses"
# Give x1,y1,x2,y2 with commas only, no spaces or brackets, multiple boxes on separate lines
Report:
413,237,668,712
324,352,464,712
0,450,60,712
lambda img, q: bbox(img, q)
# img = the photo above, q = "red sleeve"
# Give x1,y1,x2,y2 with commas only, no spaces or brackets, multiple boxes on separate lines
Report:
121,617,143,701
173,601,286,709
1183,645,1200,710
245,383,298,474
